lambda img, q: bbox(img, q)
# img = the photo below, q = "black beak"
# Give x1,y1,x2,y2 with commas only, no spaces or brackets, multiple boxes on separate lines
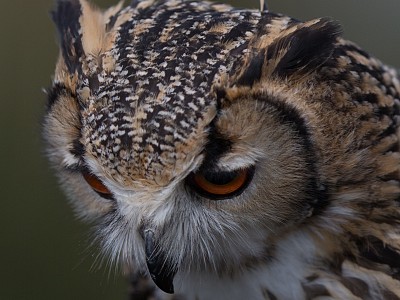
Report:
144,229,175,294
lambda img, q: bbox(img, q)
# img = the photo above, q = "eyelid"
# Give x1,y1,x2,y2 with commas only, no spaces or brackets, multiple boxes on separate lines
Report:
187,166,255,200
193,169,248,195
81,170,115,200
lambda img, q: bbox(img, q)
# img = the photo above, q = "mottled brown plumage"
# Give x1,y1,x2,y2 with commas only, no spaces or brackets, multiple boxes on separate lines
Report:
44,0,400,299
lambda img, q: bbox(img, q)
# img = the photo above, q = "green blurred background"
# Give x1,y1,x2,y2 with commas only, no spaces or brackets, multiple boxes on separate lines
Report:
0,0,398,299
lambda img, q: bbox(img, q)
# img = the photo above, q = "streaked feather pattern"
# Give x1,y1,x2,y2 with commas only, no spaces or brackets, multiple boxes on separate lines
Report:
44,0,400,299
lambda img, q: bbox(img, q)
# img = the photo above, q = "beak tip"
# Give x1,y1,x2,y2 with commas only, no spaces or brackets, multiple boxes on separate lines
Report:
150,273,174,294
144,229,176,294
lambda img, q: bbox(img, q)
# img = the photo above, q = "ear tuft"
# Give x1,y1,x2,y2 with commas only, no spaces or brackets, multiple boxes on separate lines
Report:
52,0,84,73
271,18,342,78
236,18,342,87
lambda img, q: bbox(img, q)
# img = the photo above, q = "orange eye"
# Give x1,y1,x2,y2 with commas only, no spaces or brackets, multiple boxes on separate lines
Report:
82,172,114,200
188,167,254,200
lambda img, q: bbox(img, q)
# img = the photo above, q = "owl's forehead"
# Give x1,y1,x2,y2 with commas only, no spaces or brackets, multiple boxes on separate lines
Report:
55,0,294,187
80,1,265,107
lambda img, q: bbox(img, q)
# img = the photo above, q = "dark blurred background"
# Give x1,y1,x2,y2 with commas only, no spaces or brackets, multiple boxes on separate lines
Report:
0,0,398,299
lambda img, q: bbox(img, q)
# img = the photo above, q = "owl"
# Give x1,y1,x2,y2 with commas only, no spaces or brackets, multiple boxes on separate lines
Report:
44,0,400,299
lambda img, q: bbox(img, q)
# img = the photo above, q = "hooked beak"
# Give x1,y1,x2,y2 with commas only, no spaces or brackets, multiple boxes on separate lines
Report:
144,229,175,294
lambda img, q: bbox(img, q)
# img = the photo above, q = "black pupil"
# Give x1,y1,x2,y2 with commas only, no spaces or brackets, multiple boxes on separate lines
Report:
203,170,240,185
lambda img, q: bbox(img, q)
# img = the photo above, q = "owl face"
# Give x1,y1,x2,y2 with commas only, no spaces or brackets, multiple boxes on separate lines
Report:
44,0,400,297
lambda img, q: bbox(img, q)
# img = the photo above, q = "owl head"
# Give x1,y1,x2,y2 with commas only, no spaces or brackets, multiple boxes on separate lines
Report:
44,0,400,295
